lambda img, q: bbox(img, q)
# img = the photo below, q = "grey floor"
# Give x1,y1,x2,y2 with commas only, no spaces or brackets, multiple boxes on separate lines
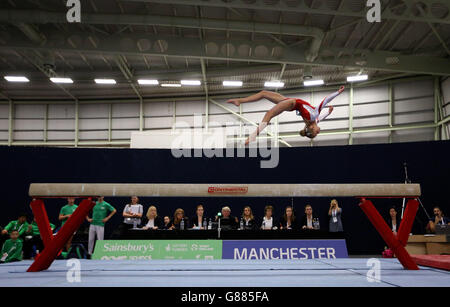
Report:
0,258,449,287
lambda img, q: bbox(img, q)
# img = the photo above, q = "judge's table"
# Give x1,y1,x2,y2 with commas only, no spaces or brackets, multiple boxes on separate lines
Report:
406,234,450,255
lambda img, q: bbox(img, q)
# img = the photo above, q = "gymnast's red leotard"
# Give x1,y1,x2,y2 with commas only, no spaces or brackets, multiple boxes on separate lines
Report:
281,90,341,123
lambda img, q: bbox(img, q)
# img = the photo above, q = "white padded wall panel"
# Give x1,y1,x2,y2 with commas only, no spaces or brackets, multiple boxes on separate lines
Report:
353,102,388,117
144,101,174,117
111,130,132,139
0,131,7,140
47,131,75,140
241,99,273,112
78,131,108,140
48,104,75,118
0,119,8,130
14,104,45,118
330,105,350,118
78,118,108,130
318,119,349,130
175,115,205,128
112,103,139,117
14,119,44,130
111,118,139,129
47,119,74,129
0,105,8,118
354,85,388,103
394,111,434,124
394,80,433,99
13,131,44,140
353,116,389,128
79,104,109,118
394,97,433,113
278,122,303,133
144,117,173,129
208,113,241,125
176,101,204,115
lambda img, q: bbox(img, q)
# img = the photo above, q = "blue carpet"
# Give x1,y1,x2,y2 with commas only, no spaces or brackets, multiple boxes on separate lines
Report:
0,258,449,287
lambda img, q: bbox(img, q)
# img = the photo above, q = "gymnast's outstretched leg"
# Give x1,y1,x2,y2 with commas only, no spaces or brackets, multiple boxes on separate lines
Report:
227,90,287,107
245,99,296,145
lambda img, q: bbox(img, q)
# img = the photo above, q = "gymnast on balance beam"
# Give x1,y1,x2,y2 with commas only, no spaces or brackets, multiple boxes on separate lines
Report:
227,85,345,145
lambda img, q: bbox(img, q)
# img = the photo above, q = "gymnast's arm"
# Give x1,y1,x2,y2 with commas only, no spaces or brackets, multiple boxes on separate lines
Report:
316,106,334,123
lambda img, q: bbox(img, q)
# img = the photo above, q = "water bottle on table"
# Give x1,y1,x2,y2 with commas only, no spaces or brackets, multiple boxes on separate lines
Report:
180,218,185,230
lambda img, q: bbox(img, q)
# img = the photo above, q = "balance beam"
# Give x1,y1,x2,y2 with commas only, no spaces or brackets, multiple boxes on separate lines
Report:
27,182,421,272
29,183,421,198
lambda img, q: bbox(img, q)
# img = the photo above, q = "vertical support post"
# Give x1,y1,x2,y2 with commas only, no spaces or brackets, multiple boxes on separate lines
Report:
388,82,394,143
8,99,13,146
27,198,96,272
139,98,144,132
74,100,79,147
44,103,49,143
205,98,209,132
274,116,279,147
436,77,449,140
108,103,112,142
434,77,440,141
172,101,176,131
239,104,243,148
349,84,354,145
359,199,419,270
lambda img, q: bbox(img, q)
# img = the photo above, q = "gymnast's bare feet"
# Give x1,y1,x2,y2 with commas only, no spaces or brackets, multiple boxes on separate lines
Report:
338,85,345,94
227,99,241,107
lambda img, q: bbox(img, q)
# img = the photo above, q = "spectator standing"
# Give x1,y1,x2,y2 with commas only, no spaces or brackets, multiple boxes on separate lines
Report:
59,197,78,251
328,199,343,232
86,196,117,256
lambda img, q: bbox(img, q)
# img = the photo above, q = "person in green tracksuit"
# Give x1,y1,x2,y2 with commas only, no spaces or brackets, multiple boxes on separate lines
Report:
1,213,32,238
86,196,116,256
1,213,32,252
59,197,78,252
1,230,23,263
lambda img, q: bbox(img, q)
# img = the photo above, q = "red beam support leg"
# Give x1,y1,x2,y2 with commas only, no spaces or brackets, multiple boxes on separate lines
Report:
27,198,95,272
359,199,419,270
397,199,419,247
30,199,53,247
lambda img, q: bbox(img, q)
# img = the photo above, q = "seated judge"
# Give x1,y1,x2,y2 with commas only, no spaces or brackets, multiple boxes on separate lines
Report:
279,206,299,230
427,206,450,233
162,216,172,230
261,205,276,230
241,206,257,230
142,206,163,230
191,204,207,229
216,206,238,230
169,208,189,230
386,206,400,235
300,204,320,230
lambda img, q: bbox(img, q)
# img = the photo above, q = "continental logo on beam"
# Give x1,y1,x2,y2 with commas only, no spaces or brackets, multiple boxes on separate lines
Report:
208,186,249,194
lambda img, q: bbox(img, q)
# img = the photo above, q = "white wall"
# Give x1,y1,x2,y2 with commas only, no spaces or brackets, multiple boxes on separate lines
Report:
1,78,443,147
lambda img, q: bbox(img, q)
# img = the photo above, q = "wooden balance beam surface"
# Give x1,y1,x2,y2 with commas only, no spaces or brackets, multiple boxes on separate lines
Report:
29,183,421,198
